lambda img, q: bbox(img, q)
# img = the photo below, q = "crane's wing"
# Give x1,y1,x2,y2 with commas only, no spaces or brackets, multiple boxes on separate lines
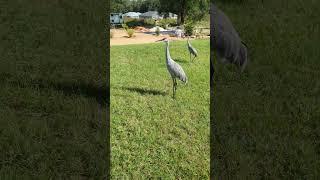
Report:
214,30,241,63
172,62,188,83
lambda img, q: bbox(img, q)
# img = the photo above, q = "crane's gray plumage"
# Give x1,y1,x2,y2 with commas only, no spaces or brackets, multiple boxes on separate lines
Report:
211,4,248,72
157,38,187,98
187,38,198,61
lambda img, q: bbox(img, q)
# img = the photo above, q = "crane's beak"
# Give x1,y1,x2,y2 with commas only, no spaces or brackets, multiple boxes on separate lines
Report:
241,41,248,49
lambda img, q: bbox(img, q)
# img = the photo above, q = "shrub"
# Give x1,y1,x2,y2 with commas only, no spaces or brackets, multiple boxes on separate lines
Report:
155,27,160,36
167,18,178,26
110,30,114,38
184,22,195,36
144,18,156,27
158,18,178,29
158,19,168,29
122,23,129,30
126,28,135,38
125,18,144,28
195,33,201,39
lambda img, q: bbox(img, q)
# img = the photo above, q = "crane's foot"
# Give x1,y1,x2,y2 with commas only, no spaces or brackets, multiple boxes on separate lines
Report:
173,88,177,99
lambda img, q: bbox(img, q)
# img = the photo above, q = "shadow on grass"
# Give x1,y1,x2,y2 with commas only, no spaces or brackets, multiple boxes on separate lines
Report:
122,86,167,96
173,58,189,64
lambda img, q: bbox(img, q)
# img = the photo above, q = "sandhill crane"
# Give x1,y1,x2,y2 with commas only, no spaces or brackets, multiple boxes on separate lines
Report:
211,3,248,72
156,38,188,99
187,37,198,61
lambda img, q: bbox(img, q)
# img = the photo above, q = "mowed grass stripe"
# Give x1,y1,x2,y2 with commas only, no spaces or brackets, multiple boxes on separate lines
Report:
111,39,210,178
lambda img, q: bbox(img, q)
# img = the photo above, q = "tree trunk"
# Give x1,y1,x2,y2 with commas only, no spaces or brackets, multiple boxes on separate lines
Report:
177,14,182,25
178,12,185,25
180,11,185,24
180,0,186,25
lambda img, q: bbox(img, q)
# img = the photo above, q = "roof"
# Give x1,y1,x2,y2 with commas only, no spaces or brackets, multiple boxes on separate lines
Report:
140,11,159,17
169,12,178,17
159,12,177,18
123,12,141,17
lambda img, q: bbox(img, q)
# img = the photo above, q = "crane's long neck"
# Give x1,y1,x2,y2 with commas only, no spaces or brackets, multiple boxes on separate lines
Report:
165,41,172,61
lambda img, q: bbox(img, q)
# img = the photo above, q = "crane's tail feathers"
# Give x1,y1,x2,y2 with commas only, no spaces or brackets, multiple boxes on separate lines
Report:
184,77,188,84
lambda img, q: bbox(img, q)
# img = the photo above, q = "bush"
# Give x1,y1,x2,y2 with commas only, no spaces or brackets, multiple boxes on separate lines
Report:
158,18,178,29
155,27,160,36
144,18,156,27
124,18,157,28
125,18,144,28
126,28,135,38
122,23,129,30
184,22,195,36
158,19,168,29
195,33,201,39
110,30,114,38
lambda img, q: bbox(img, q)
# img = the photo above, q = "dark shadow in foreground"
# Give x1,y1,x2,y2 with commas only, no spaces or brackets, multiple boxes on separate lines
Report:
11,79,109,107
49,81,109,107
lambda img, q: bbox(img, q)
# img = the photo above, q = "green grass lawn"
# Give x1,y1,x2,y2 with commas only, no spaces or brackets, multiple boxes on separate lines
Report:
0,0,108,178
213,0,320,178
110,39,210,178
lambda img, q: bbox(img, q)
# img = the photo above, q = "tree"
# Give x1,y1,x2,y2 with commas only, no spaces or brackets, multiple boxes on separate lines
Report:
111,0,128,12
137,0,160,12
158,0,209,24
111,0,160,13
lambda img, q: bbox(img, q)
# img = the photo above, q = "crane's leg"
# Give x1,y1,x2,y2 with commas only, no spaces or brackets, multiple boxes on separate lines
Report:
174,78,177,98
172,78,175,99
192,55,196,61
190,53,191,62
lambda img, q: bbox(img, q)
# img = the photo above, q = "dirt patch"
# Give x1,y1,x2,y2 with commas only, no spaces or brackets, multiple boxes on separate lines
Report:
110,29,209,46
134,26,150,32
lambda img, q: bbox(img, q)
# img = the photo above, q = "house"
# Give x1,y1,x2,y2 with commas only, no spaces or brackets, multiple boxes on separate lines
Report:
140,11,162,20
168,12,178,19
160,12,178,19
123,12,141,19
110,13,123,24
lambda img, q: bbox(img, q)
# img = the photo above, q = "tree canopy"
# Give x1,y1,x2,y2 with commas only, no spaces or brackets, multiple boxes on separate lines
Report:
158,0,210,24
111,0,160,13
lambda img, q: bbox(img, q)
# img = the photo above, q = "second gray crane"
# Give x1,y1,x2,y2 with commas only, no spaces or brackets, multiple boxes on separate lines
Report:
156,38,188,99
187,37,198,62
